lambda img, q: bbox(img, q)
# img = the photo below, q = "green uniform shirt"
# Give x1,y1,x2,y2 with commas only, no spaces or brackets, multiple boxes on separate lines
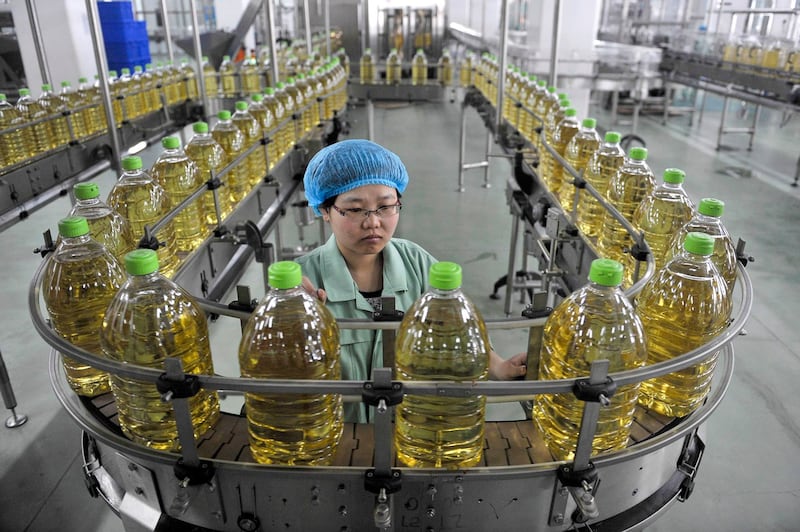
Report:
296,235,437,423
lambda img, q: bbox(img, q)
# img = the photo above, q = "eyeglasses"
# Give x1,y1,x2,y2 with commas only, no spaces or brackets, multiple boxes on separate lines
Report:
330,202,403,220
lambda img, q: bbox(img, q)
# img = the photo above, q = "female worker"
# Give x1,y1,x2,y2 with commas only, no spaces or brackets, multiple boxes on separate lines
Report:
296,139,527,423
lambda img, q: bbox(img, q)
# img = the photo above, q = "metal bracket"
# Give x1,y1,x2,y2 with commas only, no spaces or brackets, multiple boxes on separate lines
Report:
33,229,56,258
677,428,706,502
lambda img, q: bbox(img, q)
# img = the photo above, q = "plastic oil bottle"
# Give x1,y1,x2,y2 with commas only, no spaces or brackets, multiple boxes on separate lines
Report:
282,78,305,142
143,64,162,113
70,183,136,264
42,216,126,397
248,94,276,171
295,74,315,135
106,156,180,278
395,262,489,469
546,107,580,199
459,51,474,88
386,48,402,84
232,101,266,187
628,168,694,286
15,88,49,158
39,83,71,149
240,55,262,95
635,233,732,417
117,68,139,120
212,110,247,211
411,48,428,85
238,261,343,465
576,131,626,239
534,258,647,461
180,58,199,101
273,83,296,154
100,249,220,451
666,198,737,296
150,136,208,252
219,55,238,97
185,121,226,226
128,67,147,118
597,147,656,268
106,70,124,126
437,50,453,86
360,48,375,83
77,77,105,136
0,93,26,167
561,117,601,213
58,81,87,141
202,55,219,97
262,87,287,160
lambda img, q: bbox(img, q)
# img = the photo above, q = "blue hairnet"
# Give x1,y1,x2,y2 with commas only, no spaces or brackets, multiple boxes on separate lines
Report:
303,139,409,215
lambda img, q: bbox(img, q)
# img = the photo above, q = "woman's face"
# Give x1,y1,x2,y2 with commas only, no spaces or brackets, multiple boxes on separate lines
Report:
322,184,401,260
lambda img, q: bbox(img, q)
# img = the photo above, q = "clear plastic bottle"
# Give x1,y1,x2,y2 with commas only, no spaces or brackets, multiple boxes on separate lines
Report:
106,156,179,278
534,259,647,461
359,48,375,83
70,182,136,263
273,83,296,153
546,107,580,198
179,59,198,101
77,77,105,136
533,85,558,156
43,216,126,396
576,131,626,239
219,55,238,97
15,87,50,157
262,87,287,160
143,64,162,113
248,94,276,170
636,233,732,417
386,48,402,84
202,55,219,97
0,93,26,167
211,110,247,211
58,81,87,141
541,93,570,184
150,136,208,252
411,48,428,85
295,74,315,134
232,101,266,187
240,56,262,95
562,117,601,212
100,249,220,451
106,70,124,126
39,83,71,149
459,51,474,88
118,68,139,120
666,198,737,295
437,50,453,86
628,168,694,285
238,261,343,465
597,147,656,267
282,78,305,142
131,66,149,115
395,262,489,469
184,121,226,226
164,61,185,105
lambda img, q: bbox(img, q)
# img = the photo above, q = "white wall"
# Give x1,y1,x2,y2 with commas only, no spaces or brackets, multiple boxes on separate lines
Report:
214,0,255,52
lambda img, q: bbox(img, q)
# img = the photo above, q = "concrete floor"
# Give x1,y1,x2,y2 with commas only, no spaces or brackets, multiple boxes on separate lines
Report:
1,89,798,531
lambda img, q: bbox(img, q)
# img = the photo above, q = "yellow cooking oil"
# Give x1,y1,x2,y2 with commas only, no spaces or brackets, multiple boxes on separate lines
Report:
282,78,305,142
273,83,296,154
211,110,248,211
386,48,402,84
636,233,732,418
561,117,600,213
39,84,71,149
232,101,266,187
0,93,27,167
185,121,227,225
546,107,579,199
70,182,136,264
248,94,276,171
263,87,287,160
395,262,489,469
106,156,180,277
411,48,428,85
576,131,626,239
238,261,343,465
219,55,238,97
42,216,126,396
360,48,375,83
202,56,219,98
57,81,87,141
15,88,50,158
100,249,220,452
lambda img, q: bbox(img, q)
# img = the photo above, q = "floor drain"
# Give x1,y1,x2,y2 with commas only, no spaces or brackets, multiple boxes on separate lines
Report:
720,166,754,179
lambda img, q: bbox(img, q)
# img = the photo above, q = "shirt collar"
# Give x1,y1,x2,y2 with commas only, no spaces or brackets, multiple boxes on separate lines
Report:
319,236,408,302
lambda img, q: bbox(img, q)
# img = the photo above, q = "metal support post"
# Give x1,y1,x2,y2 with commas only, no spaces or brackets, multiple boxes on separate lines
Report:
716,95,729,150
747,104,761,151
367,97,375,141
25,0,51,86
303,0,313,58
495,0,509,137
0,348,27,428
549,0,562,86
160,0,175,64
504,213,521,316
264,0,280,86
483,128,492,188
324,0,331,56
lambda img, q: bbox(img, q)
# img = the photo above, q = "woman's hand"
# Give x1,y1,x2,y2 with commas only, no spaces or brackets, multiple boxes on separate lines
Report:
302,276,327,302
489,351,527,380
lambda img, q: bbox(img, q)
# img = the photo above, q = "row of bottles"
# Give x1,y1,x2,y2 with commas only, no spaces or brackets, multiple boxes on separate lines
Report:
358,48,454,85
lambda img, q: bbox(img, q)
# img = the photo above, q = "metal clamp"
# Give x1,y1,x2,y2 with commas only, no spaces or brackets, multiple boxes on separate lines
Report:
677,428,706,502
362,381,403,413
572,376,617,406
156,373,201,402
173,457,215,487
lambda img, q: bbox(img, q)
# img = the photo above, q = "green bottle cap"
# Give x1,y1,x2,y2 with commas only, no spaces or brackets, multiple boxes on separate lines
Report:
41,83,51,91
235,101,248,111
78,76,88,83
134,65,143,72
267,261,302,289
58,216,90,238
604,131,621,143
252,94,263,102
537,80,547,87
0,94,5,101
581,118,596,128
121,68,130,75
162,136,180,149
663,168,685,184
19,88,30,97
547,86,556,93
698,198,724,217
125,249,159,275
564,108,577,117
108,70,118,78
121,156,142,171
60,81,70,87
588,258,623,287
74,182,100,200
429,261,462,290
557,92,568,100
528,74,537,81
683,232,714,256
218,110,231,120
223,55,231,61
265,87,275,95
202,55,209,61
276,82,285,89
629,147,648,161
193,121,209,133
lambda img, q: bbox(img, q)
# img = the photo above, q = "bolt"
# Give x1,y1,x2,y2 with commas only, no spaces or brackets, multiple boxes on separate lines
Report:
560,486,569,496
427,485,437,499
339,506,348,517
127,463,138,471
453,496,463,505
311,486,320,496
213,511,223,520
208,483,215,493
311,495,320,506
553,513,564,525
426,506,436,518
134,487,144,496
377,398,388,414
598,393,611,407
